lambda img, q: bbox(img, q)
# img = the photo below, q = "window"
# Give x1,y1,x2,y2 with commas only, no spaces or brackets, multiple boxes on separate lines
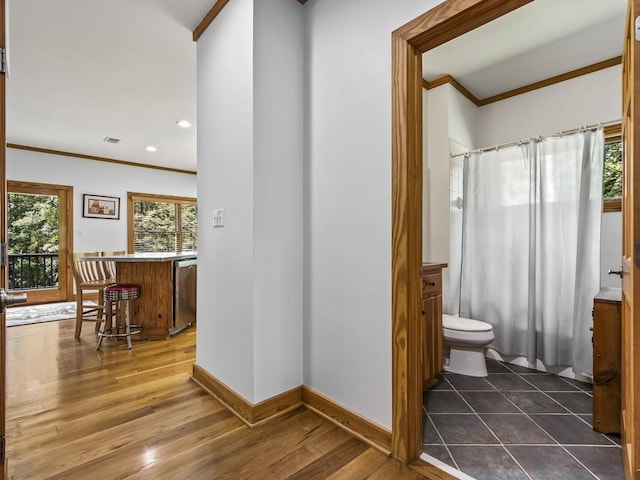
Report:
128,192,197,253
603,124,622,212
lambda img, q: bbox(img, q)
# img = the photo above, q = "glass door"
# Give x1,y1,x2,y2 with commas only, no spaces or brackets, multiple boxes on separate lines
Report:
7,182,73,305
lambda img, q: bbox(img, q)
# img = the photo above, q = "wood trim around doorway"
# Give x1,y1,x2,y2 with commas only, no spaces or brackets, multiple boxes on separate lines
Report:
6,181,74,304
390,0,533,465
1,0,8,476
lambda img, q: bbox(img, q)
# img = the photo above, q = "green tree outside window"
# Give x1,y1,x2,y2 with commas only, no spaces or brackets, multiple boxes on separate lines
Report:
603,141,622,199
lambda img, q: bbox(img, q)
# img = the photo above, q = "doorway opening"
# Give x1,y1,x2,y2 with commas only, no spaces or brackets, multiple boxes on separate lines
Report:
7,181,73,305
392,1,637,478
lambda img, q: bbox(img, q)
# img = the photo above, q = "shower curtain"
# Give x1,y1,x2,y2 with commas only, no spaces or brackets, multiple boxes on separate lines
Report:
459,129,604,377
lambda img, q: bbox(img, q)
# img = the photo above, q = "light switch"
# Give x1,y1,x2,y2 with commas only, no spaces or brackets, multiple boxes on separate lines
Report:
213,209,224,227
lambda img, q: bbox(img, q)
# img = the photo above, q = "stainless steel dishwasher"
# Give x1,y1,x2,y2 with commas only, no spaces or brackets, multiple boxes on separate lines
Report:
172,258,197,334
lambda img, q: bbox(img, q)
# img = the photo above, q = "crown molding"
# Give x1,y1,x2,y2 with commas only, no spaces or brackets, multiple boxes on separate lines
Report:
194,0,309,42
423,75,480,105
423,56,622,107
193,0,231,41
7,144,197,176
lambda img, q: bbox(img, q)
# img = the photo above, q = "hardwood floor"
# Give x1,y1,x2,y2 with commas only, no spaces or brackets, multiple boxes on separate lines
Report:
5,319,428,479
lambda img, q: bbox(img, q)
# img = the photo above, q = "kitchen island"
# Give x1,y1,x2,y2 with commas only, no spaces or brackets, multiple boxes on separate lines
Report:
97,252,197,340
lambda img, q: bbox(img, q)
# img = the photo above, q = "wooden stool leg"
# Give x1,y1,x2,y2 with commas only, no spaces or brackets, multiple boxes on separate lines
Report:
75,293,83,339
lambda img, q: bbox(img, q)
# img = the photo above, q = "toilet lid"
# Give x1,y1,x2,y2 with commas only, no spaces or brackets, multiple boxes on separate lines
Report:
443,314,493,332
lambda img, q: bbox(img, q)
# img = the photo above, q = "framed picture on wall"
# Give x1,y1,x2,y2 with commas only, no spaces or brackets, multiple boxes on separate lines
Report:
83,194,120,220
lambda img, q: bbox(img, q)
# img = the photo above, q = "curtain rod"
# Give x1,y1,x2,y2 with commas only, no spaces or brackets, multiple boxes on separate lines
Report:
449,119,621,159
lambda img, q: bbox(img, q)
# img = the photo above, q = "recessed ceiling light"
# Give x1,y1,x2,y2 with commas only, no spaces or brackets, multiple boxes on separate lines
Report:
146,145,157,152
176,120,191,128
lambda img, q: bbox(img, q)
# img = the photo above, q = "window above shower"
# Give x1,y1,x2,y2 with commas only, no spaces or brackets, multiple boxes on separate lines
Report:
603,124,622,212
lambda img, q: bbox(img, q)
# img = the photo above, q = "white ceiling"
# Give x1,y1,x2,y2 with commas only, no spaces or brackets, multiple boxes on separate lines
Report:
423,0,627,100
6,0,215,172
4,1,629,174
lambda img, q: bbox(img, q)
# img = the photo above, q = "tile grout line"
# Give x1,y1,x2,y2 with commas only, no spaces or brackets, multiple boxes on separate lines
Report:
497,362,620,480
424,374,463,471
467,382,602,480
557,444,602,480
424,412,462,472
508,369,620,448
518,371,617,479
424,362,623,480
453,375,533,480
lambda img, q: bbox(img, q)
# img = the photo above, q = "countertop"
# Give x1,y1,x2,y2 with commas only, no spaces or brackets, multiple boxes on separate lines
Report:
595,287,622,303
420,262,448,274
83,252,197,262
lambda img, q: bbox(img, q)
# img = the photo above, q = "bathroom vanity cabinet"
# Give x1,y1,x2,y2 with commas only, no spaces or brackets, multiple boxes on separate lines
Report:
592,287,621,434
421,263,447,389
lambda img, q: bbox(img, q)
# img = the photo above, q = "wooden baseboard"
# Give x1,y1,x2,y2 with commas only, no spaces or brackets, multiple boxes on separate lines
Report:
192,365,392,454
191,364,303,427
301,386,392,455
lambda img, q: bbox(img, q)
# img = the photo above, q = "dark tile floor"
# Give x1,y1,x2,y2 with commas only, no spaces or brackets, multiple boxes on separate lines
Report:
423,359,624,480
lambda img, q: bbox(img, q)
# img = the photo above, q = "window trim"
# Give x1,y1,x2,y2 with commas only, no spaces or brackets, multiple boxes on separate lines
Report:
127,192,197,253
603,123,622,213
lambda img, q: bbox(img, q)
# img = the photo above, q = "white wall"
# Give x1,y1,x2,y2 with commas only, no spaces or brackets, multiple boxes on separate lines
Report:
195,0,621,430
253,0,304,402
601,212,622,288
424,85,454,312
303,0,443,428
196,0,256,401
7,148,196,252
196,0,303,404
478,66,621,148
424,84,478,314
448,86,478,149
424,85,449,265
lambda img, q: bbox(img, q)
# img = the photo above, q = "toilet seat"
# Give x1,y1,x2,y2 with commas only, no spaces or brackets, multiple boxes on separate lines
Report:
443,314,492,332
443,314,495,346
443,328,495,346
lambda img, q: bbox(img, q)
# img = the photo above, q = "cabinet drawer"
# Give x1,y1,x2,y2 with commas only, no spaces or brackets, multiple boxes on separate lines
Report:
422,273,441,298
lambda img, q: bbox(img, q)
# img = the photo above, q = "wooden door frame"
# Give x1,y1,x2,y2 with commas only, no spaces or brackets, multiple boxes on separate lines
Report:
620,0,639,477
391,0,541,464
6,181,74,304
1,0,7,476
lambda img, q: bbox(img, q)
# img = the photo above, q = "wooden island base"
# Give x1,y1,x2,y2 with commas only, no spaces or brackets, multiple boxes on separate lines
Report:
117,260,175,339
84,252,198,340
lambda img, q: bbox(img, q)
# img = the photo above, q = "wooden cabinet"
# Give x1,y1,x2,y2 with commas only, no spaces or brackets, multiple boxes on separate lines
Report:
592,287,621,434
117,260,175,340
421,263,446,389
107,254,197,340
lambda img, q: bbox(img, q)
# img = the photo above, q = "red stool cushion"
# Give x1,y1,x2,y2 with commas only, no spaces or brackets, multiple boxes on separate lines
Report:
104,284,140,301
105,284,139,292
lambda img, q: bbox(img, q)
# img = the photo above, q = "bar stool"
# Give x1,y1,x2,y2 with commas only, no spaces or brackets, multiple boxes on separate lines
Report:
97,284,143,350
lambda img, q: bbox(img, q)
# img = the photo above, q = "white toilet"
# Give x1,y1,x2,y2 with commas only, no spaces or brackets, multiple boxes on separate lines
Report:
443,314,495,377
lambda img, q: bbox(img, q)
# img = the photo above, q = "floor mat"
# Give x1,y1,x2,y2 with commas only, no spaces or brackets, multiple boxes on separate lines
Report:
6,301,78,327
